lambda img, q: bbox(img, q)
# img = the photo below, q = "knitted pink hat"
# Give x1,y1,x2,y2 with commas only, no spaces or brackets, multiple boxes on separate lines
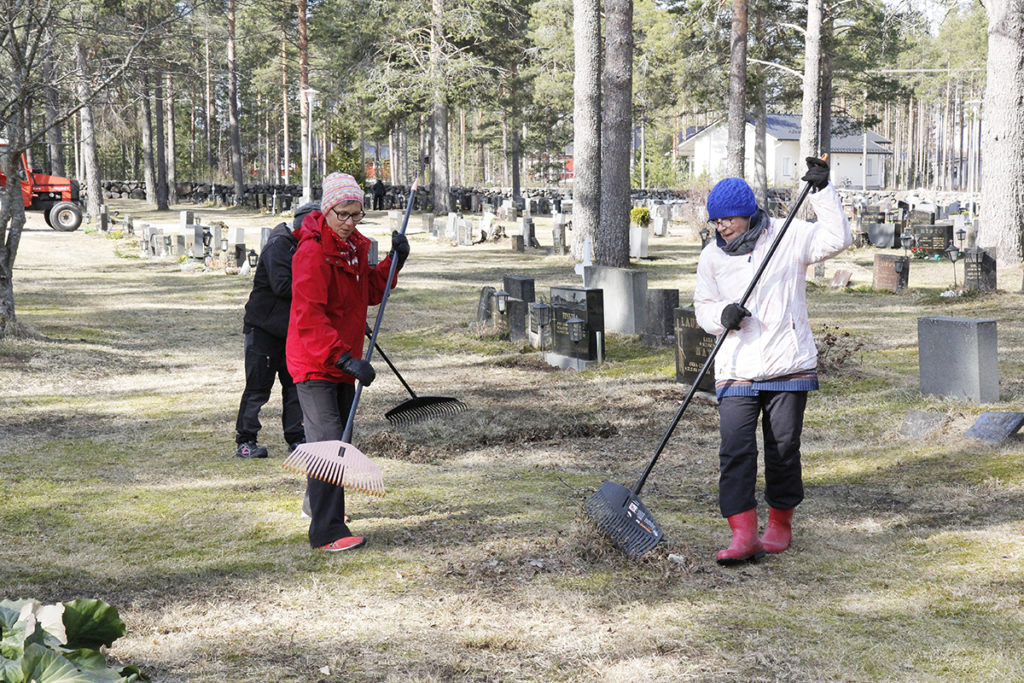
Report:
321,173,364,214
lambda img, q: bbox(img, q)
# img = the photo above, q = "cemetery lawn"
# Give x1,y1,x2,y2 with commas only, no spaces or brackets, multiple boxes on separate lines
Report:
2,201,1023,682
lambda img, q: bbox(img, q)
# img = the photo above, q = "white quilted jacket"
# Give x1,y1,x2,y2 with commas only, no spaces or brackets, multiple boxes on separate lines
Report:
694,184,852,382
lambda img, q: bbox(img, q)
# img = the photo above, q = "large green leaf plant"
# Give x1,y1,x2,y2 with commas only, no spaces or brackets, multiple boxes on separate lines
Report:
0,599,146,683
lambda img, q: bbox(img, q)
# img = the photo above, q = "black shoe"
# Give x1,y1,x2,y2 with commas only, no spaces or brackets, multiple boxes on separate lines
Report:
288,441,305,454
236,441,268,459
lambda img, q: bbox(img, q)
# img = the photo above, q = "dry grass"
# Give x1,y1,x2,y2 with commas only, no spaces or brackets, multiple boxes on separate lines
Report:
2,201,1023,681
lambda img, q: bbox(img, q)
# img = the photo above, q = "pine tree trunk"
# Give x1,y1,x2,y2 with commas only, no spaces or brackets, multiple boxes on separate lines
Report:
140,75,157,206
979,0,1024,262
75,42,102,221
166,73,177,204
726,0,747,178
227,0,245,200
597,0,632,268
571,0,602,261
205,33,215,178
154,74,168,210
799,0,822,165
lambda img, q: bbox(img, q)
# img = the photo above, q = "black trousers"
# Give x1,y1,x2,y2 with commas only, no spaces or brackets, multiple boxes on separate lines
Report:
235,326,304,444
373,195,384,210
718,391,807,518
296,380,356,548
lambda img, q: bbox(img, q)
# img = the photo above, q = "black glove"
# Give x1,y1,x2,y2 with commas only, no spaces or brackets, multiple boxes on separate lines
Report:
391,230,410,270
721,303,751,331
335,352,376,386
801,156,830,191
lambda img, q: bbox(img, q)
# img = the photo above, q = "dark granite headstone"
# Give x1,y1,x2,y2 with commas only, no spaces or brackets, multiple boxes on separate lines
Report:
964,412,1024,444
964,248,996,292
908,209,936,227
503,275,535,303
507,298,529,343
512,235,524,252
645,289,679,338
234,243,247,267
867,223,899,249
918,316,999,402
674,307,716,393
910,224,953,256
872,254,908,292
549,286,604,361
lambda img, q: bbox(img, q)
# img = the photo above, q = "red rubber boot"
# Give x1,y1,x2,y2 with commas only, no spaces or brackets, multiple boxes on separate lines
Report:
760,507,794,554
716,509,765,565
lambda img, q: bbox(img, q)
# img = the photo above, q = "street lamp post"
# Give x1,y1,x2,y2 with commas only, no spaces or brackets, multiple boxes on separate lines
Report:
302,87,319,205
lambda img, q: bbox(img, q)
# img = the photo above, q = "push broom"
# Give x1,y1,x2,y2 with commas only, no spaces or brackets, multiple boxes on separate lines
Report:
365,329,467,426
283,180,420,495
584,175,819,558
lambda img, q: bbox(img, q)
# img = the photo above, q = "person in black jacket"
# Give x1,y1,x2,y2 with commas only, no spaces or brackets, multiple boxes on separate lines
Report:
233,202,318,458
371,178,385,211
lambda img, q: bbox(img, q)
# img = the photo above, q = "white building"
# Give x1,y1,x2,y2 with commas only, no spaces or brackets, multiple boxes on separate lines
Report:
678,113,893,189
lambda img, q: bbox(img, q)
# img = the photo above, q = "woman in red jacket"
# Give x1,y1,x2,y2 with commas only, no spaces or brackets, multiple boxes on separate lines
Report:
287,172,409,552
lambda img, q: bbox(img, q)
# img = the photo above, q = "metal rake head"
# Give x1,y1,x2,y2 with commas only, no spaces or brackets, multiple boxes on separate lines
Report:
385,396,467,426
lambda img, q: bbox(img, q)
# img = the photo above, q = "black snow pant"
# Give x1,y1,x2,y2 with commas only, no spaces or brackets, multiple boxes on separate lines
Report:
235,326,304,445
296,380,356,548
717,391,807,518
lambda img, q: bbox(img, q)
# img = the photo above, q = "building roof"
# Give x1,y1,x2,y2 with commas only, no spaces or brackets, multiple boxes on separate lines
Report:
680,113,892,155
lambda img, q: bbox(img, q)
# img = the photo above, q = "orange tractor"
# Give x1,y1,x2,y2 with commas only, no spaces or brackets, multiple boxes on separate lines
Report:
1,143,84,231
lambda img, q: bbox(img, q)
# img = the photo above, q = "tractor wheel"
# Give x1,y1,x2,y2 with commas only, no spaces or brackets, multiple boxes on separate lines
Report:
42,206,54,228
50,202,83,232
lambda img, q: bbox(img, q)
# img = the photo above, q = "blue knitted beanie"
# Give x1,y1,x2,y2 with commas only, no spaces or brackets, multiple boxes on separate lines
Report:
706,177,757,220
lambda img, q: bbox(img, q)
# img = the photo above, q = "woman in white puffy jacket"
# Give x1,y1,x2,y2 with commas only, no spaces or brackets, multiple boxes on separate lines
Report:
694,159,851,565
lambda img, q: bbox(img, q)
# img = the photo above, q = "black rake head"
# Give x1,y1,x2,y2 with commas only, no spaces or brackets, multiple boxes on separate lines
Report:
385,396,467,426
583,481,664,559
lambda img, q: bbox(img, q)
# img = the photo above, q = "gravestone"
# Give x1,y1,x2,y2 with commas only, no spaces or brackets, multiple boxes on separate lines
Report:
260,227,272,252
149,230,163,258
506,298,529,343
963,248,996,292
421,213,436,236
457,220,473,246
867,222,899,249
234,243,247,267
872,254,909,292
829,270,852,288
175,234,186,259
503,275,535,303
629,226,650,258
910,224,953,256
446,212,459,241
918,316,998,402
388,211,401,231
99,206,108,232
520,217,536,247
367,237,378,267
512,235,525,252
552,225,568,256
179,210,193,228
124,215,134,235
645,289,680,342
908,209,936,227
674,307,716,393
480,212,495,239
476,286,496,323
964,412,1024,444
583,265,647,335
228,228,245,246
545,286,605,370
188,225,204,259
899,410,948,439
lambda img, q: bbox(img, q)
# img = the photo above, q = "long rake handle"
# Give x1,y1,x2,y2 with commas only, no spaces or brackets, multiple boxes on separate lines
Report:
630,180,815,496
365,330,419,400
342,180,418,442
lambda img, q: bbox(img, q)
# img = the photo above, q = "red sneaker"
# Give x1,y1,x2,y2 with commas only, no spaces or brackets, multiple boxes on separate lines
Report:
319,536,366,552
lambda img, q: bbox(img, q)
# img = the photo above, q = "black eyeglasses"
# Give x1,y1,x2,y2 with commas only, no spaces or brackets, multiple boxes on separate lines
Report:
331,207,366,224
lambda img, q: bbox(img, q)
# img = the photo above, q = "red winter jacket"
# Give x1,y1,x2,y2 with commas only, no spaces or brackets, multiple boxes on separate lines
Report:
286,211,397,384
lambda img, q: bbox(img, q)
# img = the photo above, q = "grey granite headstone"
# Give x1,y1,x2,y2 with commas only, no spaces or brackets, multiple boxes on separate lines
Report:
512,235,524,252
964,412,1024,444
918,316,998,402
175,234,186,259
476,286,496,323
899,410,948,439
583,265,647,335
552,225,568,255
503,275,535,303
180,210,193,227
260,227,272,252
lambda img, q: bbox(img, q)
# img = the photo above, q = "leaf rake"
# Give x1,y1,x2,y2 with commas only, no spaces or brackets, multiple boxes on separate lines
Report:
584,177,817,559
282,440,385,496
368,331,466,426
